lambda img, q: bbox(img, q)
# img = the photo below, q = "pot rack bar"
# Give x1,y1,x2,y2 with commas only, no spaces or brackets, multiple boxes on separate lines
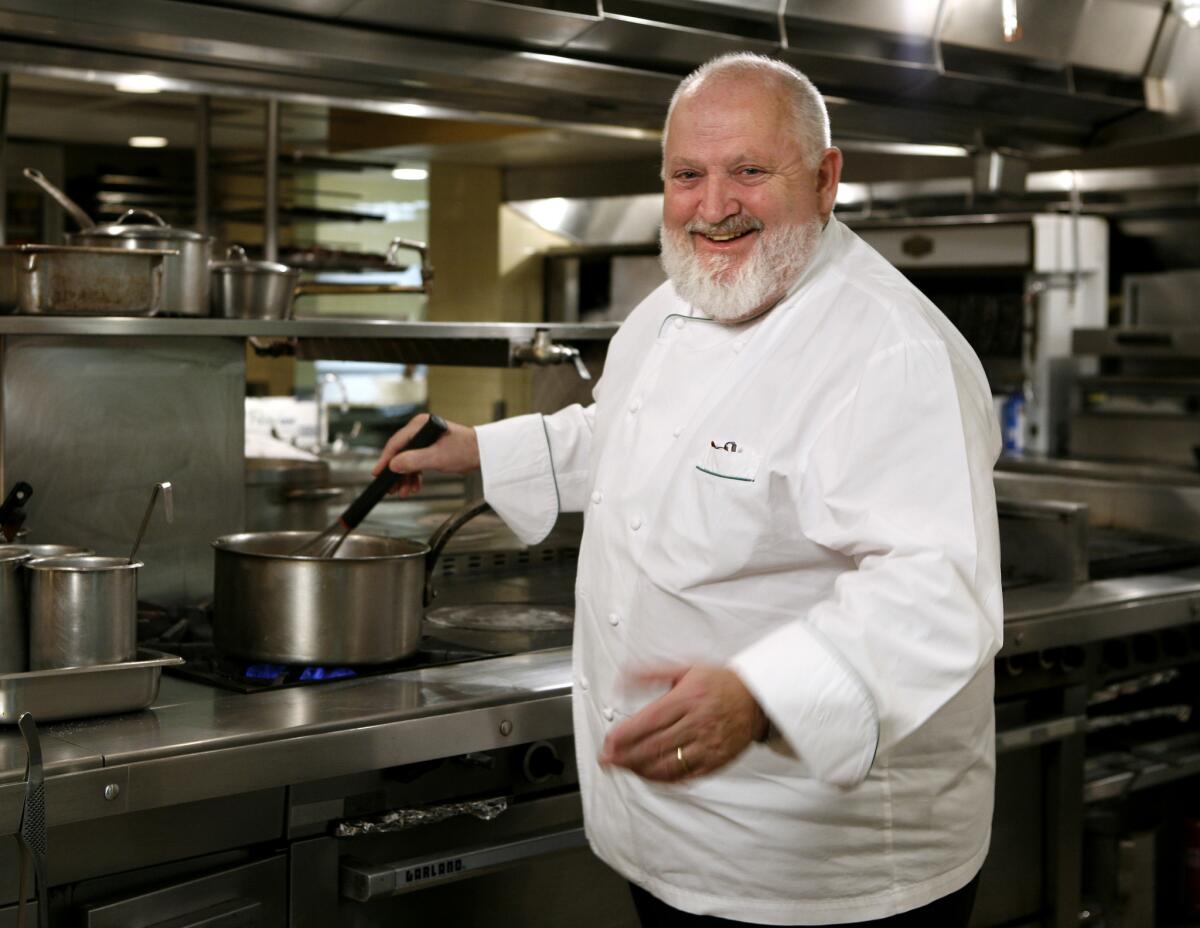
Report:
0,318,618,366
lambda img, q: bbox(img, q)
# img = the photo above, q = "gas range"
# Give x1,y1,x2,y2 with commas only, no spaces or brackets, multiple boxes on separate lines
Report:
156,638,506,693
138,600,508,693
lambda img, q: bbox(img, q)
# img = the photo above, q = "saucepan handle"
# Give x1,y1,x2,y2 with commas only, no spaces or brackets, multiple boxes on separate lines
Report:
423,499,492,607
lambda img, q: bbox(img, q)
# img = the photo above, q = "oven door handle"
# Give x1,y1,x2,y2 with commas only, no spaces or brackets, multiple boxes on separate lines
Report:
995,714,1086,754
340,825,587,901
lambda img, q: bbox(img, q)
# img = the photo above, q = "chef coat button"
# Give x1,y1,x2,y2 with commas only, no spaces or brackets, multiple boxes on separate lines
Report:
607,612,620,627
630,516,642,531
673,317,685,330
580,676,589,691
591,490,602,505
733,339,746,353
672,425,683,438
629,397,642,414
603,706,615,721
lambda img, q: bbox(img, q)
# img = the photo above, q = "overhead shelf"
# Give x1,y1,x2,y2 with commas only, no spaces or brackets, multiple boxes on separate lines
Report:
219,206,389,223
1073,328,1200,359
0,316,618,367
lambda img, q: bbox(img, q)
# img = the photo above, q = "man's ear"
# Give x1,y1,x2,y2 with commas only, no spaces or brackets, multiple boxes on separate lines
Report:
816,147,843,219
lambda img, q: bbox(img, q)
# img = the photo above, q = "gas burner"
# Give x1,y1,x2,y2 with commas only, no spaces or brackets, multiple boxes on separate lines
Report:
245,664,357,683
160,636,504,693
138,599,547,693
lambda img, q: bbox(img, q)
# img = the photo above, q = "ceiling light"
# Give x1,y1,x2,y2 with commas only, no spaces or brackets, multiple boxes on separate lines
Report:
114,74,166,94
1001,0,1022,42
386,103,431,118
1178,0,1200,27
128,136,168,149
840,140,970,158
1053,170,1077,192
390,167,428,181
835,183,869,206
526,197,570,233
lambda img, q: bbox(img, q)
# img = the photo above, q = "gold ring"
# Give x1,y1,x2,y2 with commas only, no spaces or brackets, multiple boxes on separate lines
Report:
676,745,690,776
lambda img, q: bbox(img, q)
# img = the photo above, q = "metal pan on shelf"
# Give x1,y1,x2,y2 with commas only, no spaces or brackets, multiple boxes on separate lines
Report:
0,244,174,316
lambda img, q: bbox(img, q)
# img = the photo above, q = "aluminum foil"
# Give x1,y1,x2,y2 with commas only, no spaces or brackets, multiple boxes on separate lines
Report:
334,796,508,837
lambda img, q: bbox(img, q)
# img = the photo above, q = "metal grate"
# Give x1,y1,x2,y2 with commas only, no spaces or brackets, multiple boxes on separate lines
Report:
432,545,579,580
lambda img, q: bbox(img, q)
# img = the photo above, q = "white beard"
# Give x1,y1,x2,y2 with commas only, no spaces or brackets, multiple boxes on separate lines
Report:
660,215,823,324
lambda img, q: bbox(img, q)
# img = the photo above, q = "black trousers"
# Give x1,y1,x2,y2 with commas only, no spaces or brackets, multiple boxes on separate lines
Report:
629,875,980,928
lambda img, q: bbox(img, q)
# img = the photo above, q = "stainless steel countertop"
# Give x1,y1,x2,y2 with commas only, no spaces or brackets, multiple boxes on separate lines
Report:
1000,567,1200,655
1,568,1199,835
0,647,575,834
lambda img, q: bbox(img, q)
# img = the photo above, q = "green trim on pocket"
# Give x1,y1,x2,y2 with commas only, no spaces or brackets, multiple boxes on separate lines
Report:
695,465,754,483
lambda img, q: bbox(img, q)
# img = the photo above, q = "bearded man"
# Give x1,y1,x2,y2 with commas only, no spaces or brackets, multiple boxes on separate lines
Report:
375,53,1003,928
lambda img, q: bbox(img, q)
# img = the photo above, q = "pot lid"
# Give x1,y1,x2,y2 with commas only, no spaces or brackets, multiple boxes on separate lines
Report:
24,555,142,571
211,260,297,275
211,244,297,276
425,604,574,632
77,208,210,242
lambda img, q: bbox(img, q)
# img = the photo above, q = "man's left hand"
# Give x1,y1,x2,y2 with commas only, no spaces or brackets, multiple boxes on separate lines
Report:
600,665,767,782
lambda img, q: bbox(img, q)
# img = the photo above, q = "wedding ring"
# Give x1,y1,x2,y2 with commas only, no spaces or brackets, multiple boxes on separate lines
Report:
676,745,690,776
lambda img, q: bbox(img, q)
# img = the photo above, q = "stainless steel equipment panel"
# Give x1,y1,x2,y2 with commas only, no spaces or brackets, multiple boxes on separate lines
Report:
82,855,287,927
859,223,1032,269
0,335,244,605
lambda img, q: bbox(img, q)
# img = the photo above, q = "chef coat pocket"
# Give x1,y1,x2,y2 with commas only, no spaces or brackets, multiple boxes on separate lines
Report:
695,446,761,483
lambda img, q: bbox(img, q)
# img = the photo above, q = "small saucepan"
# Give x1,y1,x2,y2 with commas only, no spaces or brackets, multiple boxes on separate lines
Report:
210,245,301,320
211,500,490,665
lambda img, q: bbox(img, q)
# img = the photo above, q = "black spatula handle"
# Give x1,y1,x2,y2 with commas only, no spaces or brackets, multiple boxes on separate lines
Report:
340,414,448,530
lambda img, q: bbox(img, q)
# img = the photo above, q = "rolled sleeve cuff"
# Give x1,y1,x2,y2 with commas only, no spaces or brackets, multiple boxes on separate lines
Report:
729,622,879,788
476,414,560,546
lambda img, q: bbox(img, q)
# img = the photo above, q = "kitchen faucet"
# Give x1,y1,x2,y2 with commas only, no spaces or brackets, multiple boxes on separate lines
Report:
316,372,356,453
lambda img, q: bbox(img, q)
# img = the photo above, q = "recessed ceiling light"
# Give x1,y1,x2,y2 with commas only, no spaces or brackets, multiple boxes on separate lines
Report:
114,74,167,94
841,141,970,158
391,167,428,181
128,136,168,149
386,103,430,118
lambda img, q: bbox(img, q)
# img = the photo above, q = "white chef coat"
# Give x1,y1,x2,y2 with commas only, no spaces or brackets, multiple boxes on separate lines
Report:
476,216,1003,925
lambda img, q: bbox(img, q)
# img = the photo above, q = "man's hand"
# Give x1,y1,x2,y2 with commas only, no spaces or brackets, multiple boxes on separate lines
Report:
371,414,481,498
600,665,768,782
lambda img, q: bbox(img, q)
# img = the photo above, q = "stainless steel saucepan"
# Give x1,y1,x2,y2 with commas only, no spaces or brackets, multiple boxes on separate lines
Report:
211,499,489,665
211,245,301,320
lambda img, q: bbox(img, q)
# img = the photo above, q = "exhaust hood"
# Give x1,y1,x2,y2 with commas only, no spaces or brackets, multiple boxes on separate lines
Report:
0,0,1192,155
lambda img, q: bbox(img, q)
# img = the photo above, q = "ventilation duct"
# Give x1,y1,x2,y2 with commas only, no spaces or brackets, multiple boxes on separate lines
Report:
0,0,1189,153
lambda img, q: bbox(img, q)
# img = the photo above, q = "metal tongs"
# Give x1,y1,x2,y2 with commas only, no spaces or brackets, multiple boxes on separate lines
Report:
15,712,48,928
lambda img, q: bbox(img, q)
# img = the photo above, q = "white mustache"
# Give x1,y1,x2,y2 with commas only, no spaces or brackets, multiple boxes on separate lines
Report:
660,215,823,324
685,217,764,237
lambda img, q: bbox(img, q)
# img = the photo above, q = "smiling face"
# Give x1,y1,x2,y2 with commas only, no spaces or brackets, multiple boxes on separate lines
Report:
660,75,842,323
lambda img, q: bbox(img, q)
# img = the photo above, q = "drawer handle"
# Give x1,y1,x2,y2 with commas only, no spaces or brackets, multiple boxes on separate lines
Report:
995,715,1086,753
1113,332,1173,348
340,826,586,901
145,897,261,928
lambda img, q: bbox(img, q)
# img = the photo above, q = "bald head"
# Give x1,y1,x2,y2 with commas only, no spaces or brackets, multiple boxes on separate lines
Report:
662,54,831,172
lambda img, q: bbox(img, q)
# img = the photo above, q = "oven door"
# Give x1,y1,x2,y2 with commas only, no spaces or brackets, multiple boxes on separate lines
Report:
313,790,638,928
971,682,1088,928
79,855,288,927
